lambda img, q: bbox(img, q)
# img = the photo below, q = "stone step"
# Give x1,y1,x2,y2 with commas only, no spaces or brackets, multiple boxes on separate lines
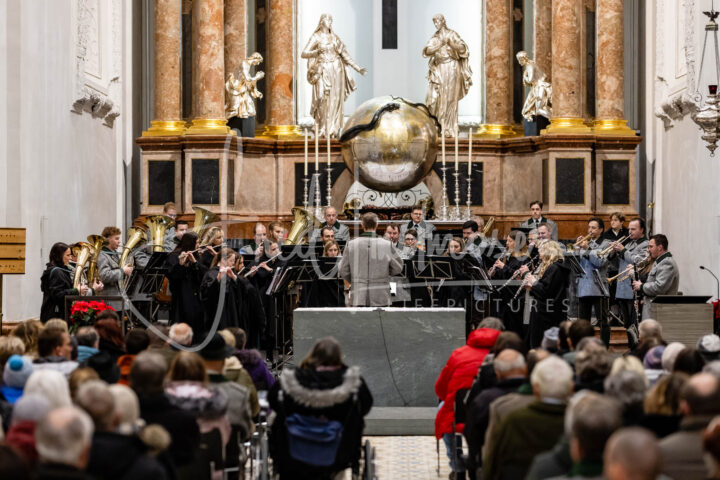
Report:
364,407,437,436
595,325,630,353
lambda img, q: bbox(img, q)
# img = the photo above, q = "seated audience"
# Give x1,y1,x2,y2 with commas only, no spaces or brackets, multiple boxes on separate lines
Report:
25,370,72,409
0,444,31,480
117,329,150,386
641,371,687,438
33,327,77,377
4,394,52,467
0,335,26,370
268,337,373,480
604,370,648,426
94,314,127,362
11,319,43,358
698,334,720,363
673,346,706,375
75,326,99,362
227,327,275,391
662,341,686,372
563,319,595,367
574,347,613,393
34,406,94,480
658,372,720,479
643,345,666,384
603,427,662,480
483,355,573,480
68,367,100,402
1,354,33,404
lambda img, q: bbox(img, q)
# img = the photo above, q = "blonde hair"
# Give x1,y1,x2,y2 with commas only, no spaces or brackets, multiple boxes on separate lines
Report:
201,226,223,246
45,318,69,333
0,336,25,368
219,329,236,348
536,241,564,278
11,319,43,357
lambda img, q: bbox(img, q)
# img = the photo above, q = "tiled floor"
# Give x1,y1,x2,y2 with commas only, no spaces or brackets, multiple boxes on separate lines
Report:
367,436,455,479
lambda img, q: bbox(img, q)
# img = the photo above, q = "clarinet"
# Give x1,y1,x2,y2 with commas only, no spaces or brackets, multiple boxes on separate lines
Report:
633,262,642,318
512,257,539,300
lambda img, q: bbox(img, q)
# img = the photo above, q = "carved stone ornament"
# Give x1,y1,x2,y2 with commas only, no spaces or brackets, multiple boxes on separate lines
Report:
71,0,122,127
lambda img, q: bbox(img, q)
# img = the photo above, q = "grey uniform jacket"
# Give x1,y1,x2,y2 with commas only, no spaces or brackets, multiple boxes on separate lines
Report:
313,222,350,242
577,239,609,298
616,238,649,300
97,249,124,297
642,252,679,318
339,234,403,307
520,217,558,241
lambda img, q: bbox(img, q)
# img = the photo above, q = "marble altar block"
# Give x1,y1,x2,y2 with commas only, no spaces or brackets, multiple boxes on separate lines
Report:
293,307,465,407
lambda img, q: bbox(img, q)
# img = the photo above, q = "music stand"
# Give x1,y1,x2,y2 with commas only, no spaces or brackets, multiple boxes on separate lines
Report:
125,252,169,324
267,262,305,368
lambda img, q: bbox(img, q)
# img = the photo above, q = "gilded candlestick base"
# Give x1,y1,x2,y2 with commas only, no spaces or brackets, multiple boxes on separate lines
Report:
186,118,234,135
259,124,304,140
543,117,592,134
592,119,636,136
475,124,521,139
142,120,187,137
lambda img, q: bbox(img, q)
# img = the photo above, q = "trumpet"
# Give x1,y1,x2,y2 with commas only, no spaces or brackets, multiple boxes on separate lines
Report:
570,233,593,250
607,254,652,283
597,236,627,258
607,265,634,284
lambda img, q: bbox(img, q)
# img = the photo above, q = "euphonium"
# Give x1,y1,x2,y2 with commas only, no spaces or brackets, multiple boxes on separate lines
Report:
192,206,220,239
482,216,495,238
72,242,94,289
86,235,106,285
120,226,148,269
285,207,321,245
144,215,175,252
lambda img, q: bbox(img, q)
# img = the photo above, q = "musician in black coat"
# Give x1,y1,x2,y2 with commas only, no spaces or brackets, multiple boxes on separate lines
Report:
522,241,571,348
166,232,206,335
247,241,281,358
491,232,532,336
435,238,470,309
234,254,267,349
302,241,346,308
198,226,225,270
201,247,242,331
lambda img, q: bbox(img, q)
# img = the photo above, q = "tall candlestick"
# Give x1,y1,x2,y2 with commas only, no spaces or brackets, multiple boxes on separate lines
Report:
454,129,459,171
468,128,472,176
327,129,331,167
314,123,319,171
441,132,446,167
304,128,309,176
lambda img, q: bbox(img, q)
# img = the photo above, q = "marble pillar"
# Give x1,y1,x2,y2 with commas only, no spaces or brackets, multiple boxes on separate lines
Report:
143,0,185,136
594,0,634,135
545,0,591,133
478,0,518,138
262,0,301,138
534,0,552,82
224,0,247,78
186,0,231,135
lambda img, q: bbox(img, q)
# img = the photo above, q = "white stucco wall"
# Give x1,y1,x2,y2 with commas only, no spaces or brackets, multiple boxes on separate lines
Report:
0,0,130,321
646,0,720,299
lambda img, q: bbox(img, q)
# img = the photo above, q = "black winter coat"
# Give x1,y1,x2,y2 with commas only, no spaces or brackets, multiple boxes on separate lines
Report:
528,260,571,348
87,431,169,480
201,266,242,331
166,253,206,334
40,264,77,322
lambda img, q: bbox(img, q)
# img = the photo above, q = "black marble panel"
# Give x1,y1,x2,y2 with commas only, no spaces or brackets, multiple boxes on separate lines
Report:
148,161,175,206
555,158,584,205
432,162,483,206
294,163,346,207
382,0,398,49
602,159,630,205
228,158,235,206
192,159,220,205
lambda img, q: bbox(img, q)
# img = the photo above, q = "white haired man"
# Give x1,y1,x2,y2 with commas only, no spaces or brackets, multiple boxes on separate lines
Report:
35,406,94,479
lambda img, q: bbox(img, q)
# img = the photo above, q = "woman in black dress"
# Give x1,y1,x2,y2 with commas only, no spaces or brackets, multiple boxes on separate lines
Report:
233,254,266,349
302,240,346,308
491,231,532,336
435,237,469,309
521,240,571,348
166,232,207,335
198,226,225,270
201,247,242,331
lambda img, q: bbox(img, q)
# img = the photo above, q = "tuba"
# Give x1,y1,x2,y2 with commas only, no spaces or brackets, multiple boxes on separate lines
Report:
285,207,321,245
72,242,94,289
481,216,495,238
192,206,220,239
85,235,106,286
120,226,148,269
144,215,175,252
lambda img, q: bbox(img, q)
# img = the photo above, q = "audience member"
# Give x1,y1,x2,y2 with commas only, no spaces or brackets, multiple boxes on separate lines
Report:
434,323,501,478
609,355,646,380
464,349,526,476
0,444,31,480
169,323,193,347
268,337,373,480
4,394,52,466
564,319,595,367
75,326,99,362
483,355,573,480
574,348,612,393
68,367,100,401
704,416,720,479
227,327,275,391
698,334,720,363
658,372,720,479
1,354,34,403
0,335,25,370
604,370,648,426
130,351,200,468
467,330,525,405
94,316,126,363
108,384,143,434
704,360,720,378
541,326,560,353
45,318,69,333
34,406,94,480
674,347,706,374
557,321,572,356
33,327,77,377
603,427,662,480
76,380,168,480
641,372,687,438
11,319,43,358
662,342,686,371
25,370,72,408
117,329,150,386
643,345,666,384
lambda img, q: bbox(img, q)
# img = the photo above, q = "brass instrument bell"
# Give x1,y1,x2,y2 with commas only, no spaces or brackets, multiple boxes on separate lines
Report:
481,216,496,238
72,241,94,289
285,207,322,245
144,215,175,252
192,206,220,239
85,235,106,285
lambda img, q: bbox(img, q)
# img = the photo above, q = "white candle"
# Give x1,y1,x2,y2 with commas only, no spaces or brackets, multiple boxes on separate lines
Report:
454,129,459,171
304,128,309,176
441,131,446,167
467,128,472,176
314,123,319,171
327,125,331,167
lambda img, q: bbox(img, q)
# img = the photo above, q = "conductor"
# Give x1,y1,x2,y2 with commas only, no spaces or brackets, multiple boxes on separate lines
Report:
339,213,403,307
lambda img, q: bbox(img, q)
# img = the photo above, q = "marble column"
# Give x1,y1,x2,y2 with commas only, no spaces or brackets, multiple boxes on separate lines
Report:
143,0,185,136
224,0,247,78
262,0,301,138
534,0,552,82
545,0,591,133
478,0,518,138
186,0,231,135
594,0,634,135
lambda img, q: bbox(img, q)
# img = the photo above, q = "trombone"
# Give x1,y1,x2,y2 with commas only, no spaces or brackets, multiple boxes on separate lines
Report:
597,236,627,258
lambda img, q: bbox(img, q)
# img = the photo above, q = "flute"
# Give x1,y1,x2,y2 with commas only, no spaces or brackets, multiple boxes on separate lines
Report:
243,252,282,278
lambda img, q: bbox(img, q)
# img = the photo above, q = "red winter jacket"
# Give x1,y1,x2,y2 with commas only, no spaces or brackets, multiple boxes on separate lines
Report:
434,328,501,438
5,420,38,465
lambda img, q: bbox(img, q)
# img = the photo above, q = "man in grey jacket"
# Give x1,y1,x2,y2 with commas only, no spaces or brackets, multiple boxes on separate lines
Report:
98,226,133,302
633,233,679,319
340,212,403,307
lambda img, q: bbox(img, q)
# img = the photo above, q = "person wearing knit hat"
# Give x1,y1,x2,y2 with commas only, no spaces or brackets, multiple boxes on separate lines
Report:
540,327,560,353
643,345,666,385
661,342,686,372
698,334,720,363
1,355,33,404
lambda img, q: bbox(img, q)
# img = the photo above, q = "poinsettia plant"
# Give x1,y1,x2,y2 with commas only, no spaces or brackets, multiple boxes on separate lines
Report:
69,300,115,333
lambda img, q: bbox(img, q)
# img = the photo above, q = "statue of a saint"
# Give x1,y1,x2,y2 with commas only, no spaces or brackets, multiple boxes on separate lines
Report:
422,14,472,136
225,52,264,119
516,51,552,121
302,14,367,137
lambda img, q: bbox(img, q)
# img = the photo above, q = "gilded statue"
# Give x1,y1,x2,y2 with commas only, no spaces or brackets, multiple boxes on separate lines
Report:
422,14,472,136
302,14,367,137
225,52,264,119
516,51,552,121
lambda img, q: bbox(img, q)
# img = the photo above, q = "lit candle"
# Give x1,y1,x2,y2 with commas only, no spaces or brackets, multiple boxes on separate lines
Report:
327,123,331,167
454,128,459,171
314,123,319,171
441,130,446,167
304,128,309,176
467,127,472,176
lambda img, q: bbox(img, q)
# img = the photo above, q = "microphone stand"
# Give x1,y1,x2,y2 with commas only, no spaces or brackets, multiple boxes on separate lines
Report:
700,265,720,301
